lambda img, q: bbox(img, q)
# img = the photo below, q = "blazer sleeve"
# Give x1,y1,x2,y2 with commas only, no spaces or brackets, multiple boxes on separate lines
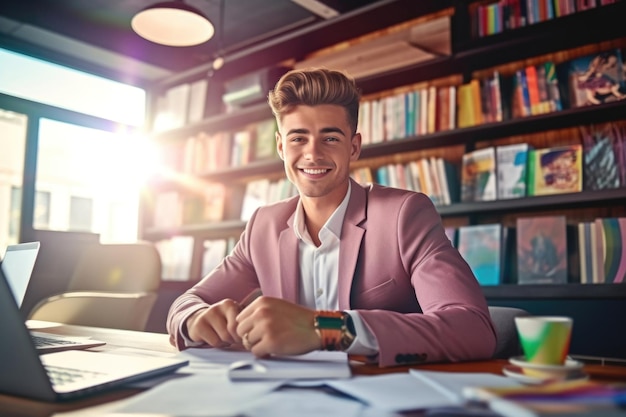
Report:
166,210,262,349
356,192,497,367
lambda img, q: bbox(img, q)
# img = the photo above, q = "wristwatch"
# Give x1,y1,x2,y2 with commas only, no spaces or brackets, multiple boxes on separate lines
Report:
314,310,356,351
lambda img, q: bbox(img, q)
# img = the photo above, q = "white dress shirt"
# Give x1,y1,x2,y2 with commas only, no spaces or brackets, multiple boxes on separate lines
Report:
293,182,379,355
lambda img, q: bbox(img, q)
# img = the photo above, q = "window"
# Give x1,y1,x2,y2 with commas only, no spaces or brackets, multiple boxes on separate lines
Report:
0,49,145,126
0,48,147,244
1,109,27,248
69,196,93,232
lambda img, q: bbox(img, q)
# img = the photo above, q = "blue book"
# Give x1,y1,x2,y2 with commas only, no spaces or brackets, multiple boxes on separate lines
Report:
457,224,502,286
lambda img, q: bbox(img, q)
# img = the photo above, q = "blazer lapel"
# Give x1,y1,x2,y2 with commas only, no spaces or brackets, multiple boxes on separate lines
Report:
278,212,300,303
338,180,367,309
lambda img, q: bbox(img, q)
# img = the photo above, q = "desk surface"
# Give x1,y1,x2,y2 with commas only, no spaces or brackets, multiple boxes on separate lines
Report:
3,321,625,417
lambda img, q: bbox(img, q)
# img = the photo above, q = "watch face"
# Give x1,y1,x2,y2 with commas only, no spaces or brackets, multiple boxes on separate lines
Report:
316,316,344,329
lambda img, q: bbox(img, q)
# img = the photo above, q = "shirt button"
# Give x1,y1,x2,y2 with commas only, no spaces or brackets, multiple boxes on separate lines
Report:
316,288,323,297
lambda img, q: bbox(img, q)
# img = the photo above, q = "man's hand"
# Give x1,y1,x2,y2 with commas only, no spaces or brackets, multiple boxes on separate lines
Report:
236,296,321,357
185,299,243,348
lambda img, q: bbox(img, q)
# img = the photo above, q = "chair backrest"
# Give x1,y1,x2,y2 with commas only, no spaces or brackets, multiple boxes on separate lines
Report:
27,242,162,331
68,242,161,293
488,306,531,359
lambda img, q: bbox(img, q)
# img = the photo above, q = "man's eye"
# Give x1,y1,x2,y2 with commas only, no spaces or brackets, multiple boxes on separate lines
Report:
325,136,339,142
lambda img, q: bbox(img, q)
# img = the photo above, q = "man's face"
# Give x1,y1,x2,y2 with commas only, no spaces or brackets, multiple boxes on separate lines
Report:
276,104,361,204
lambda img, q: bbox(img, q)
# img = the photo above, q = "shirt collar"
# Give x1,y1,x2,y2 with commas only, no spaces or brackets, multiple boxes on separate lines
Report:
294,181,352,243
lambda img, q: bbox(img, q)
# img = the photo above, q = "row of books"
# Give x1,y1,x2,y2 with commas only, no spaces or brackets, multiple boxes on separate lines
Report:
452,215,626,286
358,85,457,145
153,78,209,132
461,122,626,202
472,0,618,38
461,143,584,202
354,47,625,144
155,236,237,280
156,118,278,175
151,176,298,229
352,157,459,207
240,178,298,221
151,183,227,229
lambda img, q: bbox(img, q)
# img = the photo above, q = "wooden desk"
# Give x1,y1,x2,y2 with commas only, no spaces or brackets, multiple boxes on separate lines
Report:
2,321,625,417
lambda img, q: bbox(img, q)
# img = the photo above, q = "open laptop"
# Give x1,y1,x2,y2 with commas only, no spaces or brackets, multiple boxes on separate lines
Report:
0,242,106,353
0,264,188,401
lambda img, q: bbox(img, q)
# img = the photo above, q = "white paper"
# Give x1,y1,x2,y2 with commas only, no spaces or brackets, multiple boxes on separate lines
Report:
326,373,456,411
116,373,282,416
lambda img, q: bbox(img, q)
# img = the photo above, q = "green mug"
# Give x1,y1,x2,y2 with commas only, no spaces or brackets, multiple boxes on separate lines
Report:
514,316,572,365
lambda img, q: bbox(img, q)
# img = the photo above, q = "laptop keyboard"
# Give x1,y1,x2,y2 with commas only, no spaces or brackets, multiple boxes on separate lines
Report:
46,365,104,387
32,334,80,348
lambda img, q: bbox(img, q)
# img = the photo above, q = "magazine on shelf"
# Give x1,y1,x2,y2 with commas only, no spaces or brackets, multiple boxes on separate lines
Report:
580,123,623,190
527,145,582,196
496,143,530,199
457,223,503,286
558,48,626,109
516,216,568,284
461,147,497,202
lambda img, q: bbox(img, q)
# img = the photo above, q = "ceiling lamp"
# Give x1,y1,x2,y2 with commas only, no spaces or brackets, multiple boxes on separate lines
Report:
131,1,214,47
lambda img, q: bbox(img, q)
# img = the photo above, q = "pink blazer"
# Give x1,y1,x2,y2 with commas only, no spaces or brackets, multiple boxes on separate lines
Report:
167,179,496,367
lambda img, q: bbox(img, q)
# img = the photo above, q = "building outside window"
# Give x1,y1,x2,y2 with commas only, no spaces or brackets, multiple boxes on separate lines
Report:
0,48,147,246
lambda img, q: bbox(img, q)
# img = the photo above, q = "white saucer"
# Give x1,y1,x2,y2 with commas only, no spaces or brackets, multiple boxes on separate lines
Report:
503,364,588,385
509,356,584,373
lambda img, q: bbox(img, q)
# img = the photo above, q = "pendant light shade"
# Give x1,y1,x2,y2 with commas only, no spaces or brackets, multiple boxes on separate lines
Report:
131,1,214,47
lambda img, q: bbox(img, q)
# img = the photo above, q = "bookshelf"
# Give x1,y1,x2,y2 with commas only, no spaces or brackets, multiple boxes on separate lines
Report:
141,0,626,295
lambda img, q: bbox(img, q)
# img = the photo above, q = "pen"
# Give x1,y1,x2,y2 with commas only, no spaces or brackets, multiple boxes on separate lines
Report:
240,288,262,308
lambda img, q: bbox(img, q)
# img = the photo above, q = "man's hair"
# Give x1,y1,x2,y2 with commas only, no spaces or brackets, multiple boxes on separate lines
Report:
267,68,361,134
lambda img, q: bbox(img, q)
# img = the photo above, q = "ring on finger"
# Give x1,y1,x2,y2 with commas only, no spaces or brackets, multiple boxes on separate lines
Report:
243,332,251,350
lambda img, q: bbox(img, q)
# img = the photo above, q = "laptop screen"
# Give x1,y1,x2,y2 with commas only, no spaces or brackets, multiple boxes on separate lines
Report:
1,242,40,307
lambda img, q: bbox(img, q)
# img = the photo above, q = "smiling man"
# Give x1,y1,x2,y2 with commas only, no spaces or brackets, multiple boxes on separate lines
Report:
167,68,496,367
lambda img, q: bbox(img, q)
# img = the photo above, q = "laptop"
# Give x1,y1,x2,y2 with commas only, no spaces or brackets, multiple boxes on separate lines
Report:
0,264,188,401
0,242,108,353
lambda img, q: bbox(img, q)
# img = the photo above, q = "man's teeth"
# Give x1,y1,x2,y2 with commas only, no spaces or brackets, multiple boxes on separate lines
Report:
303,169,328,174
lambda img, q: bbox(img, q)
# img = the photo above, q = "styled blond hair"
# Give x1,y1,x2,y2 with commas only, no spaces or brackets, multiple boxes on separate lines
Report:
267,68,361,134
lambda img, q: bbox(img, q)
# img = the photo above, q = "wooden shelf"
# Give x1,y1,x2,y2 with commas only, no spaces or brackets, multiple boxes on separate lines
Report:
355,2,626,94
483,284,626,299
152,102,273,142
144,219,246,240
438,188,626,217
455,2,626,63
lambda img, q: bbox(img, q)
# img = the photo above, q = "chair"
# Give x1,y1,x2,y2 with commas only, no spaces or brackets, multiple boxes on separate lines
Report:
28,242,161,331
488,306,530,359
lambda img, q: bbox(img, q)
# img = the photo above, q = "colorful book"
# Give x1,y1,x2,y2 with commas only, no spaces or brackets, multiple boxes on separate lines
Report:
594,217,626,283
254,119,278,161
461,147,497,202
457,79,484,128
516,216,568,284
457,224,503,286
543,61,562,111
527,145,582,196
496,143,530,199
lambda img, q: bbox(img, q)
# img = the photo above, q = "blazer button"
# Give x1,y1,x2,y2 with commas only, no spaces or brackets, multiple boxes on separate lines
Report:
395,354,406,364
415,353,427,363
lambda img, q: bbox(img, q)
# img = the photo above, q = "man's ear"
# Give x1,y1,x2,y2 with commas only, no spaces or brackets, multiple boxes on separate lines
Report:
350,132,362,161
276,132,284,160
